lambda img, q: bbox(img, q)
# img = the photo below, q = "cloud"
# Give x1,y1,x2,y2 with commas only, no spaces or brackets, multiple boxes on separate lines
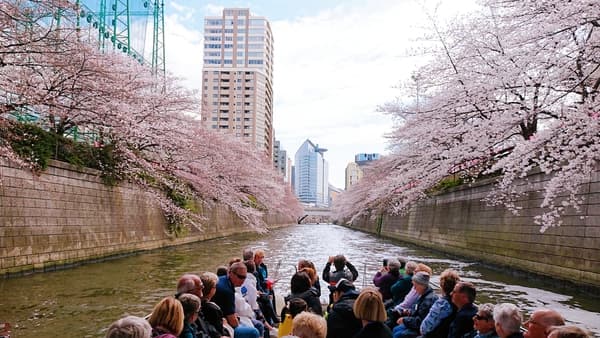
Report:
204,3,225,16
163,13,204,93
162,0,480,188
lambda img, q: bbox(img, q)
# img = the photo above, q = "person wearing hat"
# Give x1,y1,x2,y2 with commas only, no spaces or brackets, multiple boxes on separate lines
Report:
326,279,362,338
392,272,438,338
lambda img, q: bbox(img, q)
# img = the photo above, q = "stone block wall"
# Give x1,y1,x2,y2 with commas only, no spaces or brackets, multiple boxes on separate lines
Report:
349,169,600,288
0,160,294,277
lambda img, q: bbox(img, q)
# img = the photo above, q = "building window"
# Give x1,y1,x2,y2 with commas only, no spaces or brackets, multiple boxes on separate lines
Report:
205,19,222,26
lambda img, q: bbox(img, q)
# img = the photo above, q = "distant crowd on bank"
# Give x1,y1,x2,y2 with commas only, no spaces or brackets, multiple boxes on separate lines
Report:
104,251,593,338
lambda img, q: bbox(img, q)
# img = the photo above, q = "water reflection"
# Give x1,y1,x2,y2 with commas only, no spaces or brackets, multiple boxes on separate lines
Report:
0,224,598,337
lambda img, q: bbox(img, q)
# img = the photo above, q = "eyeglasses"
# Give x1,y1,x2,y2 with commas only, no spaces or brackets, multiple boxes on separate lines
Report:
234,272,247,280
474,314,491,321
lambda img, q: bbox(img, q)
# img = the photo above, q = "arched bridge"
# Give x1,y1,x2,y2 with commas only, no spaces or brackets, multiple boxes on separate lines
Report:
297,206,332,224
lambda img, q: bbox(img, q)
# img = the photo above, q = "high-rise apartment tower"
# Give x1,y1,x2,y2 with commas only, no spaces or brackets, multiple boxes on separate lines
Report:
200,8,274,157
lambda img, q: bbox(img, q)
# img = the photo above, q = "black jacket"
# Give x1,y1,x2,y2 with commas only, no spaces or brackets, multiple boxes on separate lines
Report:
285,287,322,315
448,303,478,338
326,290,361,338
402,286,438,330
352,321,392,338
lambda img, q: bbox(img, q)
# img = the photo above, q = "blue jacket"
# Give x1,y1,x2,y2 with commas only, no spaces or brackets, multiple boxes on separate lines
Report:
420,295,456,337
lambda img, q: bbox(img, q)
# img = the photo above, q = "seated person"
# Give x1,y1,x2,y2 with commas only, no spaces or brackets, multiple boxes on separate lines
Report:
373,258,402,302
284,271,322,315
291,312,327,338
392,272,437,338
106,315,152,338
148,297,184,338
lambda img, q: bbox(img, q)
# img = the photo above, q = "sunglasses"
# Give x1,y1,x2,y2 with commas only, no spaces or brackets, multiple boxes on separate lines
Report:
474,314,491,321
234,272,247,280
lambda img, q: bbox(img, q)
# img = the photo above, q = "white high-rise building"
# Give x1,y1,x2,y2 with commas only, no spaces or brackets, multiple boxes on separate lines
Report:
200,8,274,158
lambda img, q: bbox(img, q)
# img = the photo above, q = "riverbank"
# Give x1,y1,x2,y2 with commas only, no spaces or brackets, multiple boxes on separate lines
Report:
0,159,294,278
342,167,600,290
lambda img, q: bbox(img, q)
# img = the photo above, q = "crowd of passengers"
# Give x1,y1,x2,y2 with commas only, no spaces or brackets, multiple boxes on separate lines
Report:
105,251,593,338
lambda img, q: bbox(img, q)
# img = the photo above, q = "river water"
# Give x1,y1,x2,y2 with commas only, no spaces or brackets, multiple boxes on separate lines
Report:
0,224,599,337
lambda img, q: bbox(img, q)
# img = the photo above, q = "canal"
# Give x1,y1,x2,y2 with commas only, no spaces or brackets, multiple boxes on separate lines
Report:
0,224,599,337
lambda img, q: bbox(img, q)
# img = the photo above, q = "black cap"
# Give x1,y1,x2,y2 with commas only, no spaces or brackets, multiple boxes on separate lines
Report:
328,278,355,293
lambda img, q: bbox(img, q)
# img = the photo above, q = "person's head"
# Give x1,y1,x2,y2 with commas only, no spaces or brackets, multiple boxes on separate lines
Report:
178,293,201,324
299,267,317,285
200,271,218,301
242,248,254,261
288,298,308,318
353,286,387,323
291,271,312,294
547,325,591,338
493,303,522,338
105,315,152,338
333,255,347,271
398,257,407,270
254,249,265,265
405,261,418,275
387,258,402,275
176,274,203,299
216,266,228,277
328,278,356,303
148,297,184,336
439,269,460,296
228,257,242,266
411,271,430,294
298,259,316,272
228,262,247,287
244,259,256,274
524,309,565,338
473,303,496,335
451,281,476,308
291,311,327,338
415,263,433,275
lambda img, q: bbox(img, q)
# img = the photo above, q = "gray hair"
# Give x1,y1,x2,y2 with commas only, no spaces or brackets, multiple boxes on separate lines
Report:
106,315,152,338
405,261,418,274
243,249,254,261
493,303,522,335
388,258,401,272
478,303,495,320
178,293,201,319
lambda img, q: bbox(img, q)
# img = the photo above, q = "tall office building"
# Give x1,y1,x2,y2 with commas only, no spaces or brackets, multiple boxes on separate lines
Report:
200,8,274,158
294,139,329,206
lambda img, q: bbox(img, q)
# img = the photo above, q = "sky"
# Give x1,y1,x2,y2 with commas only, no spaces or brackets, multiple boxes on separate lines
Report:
161,0,479,188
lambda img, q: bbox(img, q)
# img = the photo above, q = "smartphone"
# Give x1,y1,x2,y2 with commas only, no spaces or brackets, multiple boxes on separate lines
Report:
382,258,388,267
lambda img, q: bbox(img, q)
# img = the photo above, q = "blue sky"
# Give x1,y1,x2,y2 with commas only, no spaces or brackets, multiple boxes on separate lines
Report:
162,0,478,188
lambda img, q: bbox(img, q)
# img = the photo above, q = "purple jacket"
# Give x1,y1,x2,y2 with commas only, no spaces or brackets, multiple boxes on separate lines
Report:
372,271,400,301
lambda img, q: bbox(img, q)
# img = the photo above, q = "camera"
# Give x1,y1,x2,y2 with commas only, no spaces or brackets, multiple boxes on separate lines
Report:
382,258,388,267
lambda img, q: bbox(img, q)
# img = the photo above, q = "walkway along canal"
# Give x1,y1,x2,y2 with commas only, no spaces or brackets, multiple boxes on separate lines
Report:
0,224,598,337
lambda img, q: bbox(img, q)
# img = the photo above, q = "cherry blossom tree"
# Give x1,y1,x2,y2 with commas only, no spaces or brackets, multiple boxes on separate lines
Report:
334,0,600,231
1,0,302,231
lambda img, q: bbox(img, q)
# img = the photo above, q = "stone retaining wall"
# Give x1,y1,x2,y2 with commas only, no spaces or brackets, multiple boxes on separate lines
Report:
0,160,293,277
348,169,600,288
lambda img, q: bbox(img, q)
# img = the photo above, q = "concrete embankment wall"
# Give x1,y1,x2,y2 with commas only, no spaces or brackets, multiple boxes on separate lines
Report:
349,169,600,289
0,160,294,277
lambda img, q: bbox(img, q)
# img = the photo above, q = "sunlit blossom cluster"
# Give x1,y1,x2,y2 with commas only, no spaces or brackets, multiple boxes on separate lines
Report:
334,0,600,232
